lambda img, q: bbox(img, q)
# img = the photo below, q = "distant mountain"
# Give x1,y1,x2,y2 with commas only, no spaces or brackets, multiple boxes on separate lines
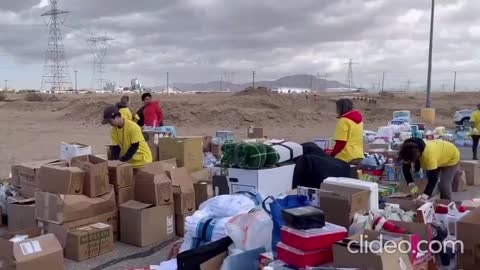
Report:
151,74,347,92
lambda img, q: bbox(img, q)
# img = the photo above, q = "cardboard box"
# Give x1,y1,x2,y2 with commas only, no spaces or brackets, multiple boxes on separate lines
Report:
158,137,203,172
65,222,114,262
190,169,212,183
159,158,178,172
318,184,370,228
247,127,264,139
227,164,295,198
71,155,110,197
119,201,175,247
15,160,67,198
168,168,195,214
457,207,480,269
0,230,64,270
135,162,173,206
10,165,21,187
460,161,480,186
175,213,193,237
7,197,37,232
385,193,421,211
194,181,214,209
60,142,92,161
38,165,85,195
115,185,134,205
35,188,116,224
143,131,166,161
39,211,118,247
107,161,134,188
333,230,413,270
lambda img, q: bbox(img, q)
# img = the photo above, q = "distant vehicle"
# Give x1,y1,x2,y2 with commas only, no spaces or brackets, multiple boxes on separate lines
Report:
454,109,474,126
391,110,411,125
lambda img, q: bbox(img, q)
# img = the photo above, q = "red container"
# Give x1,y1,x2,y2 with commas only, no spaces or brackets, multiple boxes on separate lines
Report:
280,223,347,252
277,242,333,268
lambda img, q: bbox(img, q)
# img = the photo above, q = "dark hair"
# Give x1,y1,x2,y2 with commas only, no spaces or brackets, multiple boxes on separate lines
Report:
398,141,421,163
141,93,152,101
336,98,353,116
120,95,129,104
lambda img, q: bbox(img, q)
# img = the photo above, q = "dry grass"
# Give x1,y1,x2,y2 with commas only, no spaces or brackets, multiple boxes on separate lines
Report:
0,92,6,101
25,93,59,102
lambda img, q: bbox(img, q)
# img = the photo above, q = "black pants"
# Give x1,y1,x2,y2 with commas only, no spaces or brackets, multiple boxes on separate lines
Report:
473,135,480,158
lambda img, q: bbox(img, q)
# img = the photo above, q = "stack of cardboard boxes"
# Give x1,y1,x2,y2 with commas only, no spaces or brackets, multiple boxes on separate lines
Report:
34,155,117,262
108,161,134,205
120,161,175,247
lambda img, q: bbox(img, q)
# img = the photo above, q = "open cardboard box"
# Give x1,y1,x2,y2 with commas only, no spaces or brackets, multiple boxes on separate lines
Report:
13,159,67,198
107,161,134,188
158,137,204,173
38,165,85,195
333,230,413,270
71,155,110,198
135,162,173,205
168,167,196,214
7,196,37,232
457,207,480,269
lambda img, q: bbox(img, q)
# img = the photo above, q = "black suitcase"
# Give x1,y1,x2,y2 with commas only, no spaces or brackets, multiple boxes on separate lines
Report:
282,206,325,230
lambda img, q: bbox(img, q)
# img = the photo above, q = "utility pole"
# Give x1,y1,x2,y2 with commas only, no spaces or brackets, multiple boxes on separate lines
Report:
220,75,223,91
4,80,8,91
453,71,457,93
310,74,314,91
426,0,435,107
252,71,256,88
404,79,414,91
74,70,78,93
166,72,169,91
381,72,385,92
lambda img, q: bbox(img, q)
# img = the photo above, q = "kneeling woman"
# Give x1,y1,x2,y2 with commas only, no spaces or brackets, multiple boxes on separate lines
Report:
399,138,460,200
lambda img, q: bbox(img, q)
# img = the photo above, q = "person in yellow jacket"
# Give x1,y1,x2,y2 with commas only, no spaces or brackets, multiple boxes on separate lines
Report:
399,138,460,200
331,98,364,165
117,95,140,123
470,103,480,160
102,105,152,169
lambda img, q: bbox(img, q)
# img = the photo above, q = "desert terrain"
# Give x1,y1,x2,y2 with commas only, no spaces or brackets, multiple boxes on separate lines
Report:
0,89,477,178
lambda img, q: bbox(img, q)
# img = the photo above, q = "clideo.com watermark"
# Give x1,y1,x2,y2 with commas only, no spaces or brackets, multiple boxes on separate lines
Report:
347,234,464,255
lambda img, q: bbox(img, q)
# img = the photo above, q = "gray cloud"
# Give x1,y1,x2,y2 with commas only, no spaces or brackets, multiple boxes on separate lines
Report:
0,0,479,90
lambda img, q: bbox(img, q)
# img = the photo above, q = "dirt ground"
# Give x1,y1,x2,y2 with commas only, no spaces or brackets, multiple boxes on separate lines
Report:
0,90,478,177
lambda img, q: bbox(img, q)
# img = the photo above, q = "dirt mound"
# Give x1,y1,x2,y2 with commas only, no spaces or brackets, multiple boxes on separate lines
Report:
60,100,111,124
234,87,274,97
25,93,59,102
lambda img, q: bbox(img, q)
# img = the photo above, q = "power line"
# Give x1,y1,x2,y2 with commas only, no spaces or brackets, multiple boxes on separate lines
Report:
344,59,358,89
87,33,114,90
41,0,72,92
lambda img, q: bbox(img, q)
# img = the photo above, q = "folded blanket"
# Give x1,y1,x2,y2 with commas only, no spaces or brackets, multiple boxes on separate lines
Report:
199,192,263,217
264,140,302,163
221,143,270,169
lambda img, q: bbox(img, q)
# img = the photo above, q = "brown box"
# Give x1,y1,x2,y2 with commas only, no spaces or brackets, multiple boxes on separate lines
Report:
38,165,85,195
247,127,264,139
158,137,203,172
175,213,193,237
457,207,480,269
0,231,64,270
107,161,134,188
71,155,110,198
14,160,67,198
190,169,212,183
319,184,370,228
7,196,36,232
169,168,196,214
65,222,114,262
460,160,480,186
159,158,178,171
135,162,173,205
35,188,116,224
194,181,213,209
10,165,21,187
39,211,118,247
115,186,134,205
143,131,163,161
332,230,413,270
119,201,175,247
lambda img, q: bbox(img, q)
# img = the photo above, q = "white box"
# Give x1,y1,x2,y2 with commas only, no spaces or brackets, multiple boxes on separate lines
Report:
227,164,295,197
323,177,378,211
60,142,92,160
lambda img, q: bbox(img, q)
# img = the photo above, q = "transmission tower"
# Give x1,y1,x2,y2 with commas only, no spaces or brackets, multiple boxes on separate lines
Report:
344,59,358,90
88,33,114,90
41,0,72,92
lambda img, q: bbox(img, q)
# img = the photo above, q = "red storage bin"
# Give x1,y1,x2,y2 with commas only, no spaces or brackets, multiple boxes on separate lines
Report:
281,223,347,252
277,242,332,268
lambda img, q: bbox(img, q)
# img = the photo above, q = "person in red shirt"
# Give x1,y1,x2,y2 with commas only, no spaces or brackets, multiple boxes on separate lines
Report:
137,93,164,127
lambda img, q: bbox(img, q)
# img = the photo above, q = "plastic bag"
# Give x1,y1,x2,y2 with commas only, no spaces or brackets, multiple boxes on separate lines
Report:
199,192,263,218
225,210,273,252
262,195,309,254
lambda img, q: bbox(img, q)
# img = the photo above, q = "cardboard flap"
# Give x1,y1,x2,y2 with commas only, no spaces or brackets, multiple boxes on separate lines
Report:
13,234,62,262
120,200,152,210
169,168,194,192
159,159,178,171
142,162,167,175
190,169,212,183
107,160,126,168
8,196,35,205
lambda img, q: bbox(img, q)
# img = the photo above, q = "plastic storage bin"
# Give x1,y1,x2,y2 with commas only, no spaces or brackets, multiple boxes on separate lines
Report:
280,223,347,252
277,242,333,268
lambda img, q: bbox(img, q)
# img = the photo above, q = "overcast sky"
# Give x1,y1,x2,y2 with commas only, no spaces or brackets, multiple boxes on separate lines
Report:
0,0,479,91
